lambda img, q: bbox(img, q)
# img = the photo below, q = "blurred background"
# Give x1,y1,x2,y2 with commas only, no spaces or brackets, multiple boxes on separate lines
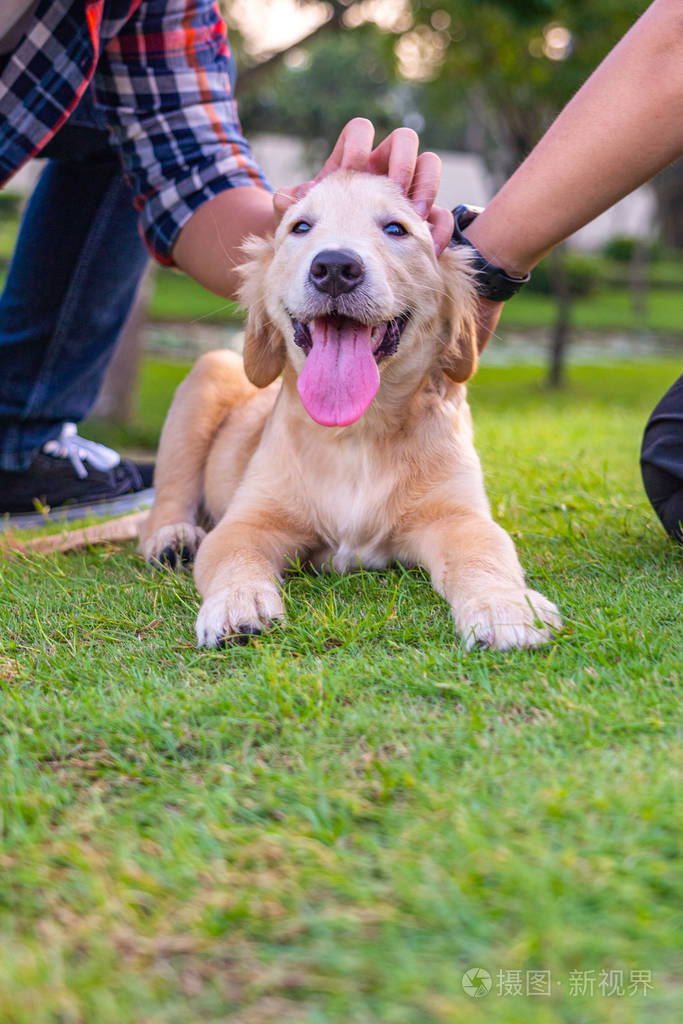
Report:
1,0,681,451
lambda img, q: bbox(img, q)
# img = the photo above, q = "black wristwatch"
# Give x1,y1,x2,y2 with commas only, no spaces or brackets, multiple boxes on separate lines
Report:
450,204,530,302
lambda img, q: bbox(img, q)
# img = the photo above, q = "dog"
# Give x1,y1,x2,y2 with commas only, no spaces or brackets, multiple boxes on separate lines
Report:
137,170,561,650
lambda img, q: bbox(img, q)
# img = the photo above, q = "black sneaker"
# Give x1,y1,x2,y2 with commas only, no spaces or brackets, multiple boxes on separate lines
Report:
0,423,154,517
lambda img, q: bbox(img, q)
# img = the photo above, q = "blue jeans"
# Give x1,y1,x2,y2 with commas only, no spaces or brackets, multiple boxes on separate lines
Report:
0,89,150,470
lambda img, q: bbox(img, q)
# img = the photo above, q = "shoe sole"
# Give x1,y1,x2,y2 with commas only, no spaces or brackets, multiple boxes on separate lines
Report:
0,488,155,532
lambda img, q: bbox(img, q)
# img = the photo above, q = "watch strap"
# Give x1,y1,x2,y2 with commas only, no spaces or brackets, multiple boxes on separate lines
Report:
450,204,530,302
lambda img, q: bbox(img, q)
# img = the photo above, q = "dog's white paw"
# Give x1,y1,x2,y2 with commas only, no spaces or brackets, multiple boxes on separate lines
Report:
141,522,206,569
196,580,284,647
455,587,562,651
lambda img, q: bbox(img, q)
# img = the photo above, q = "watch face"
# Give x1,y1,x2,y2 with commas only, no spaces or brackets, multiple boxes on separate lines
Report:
452,206,479,236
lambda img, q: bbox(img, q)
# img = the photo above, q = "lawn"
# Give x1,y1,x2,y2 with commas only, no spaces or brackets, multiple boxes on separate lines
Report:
1,360,681,1023
504,288,683,333
149,269,242,325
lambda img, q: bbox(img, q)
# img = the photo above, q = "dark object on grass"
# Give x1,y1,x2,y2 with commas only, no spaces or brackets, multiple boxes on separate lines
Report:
640,373,683,543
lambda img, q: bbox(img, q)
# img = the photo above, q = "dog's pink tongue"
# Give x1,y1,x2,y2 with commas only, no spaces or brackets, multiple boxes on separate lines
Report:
297,317,379,427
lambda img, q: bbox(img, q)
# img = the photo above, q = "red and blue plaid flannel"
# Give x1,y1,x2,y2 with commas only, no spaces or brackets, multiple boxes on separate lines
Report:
0,0,270,263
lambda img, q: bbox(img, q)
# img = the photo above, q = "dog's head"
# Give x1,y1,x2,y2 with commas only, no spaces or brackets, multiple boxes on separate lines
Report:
239,171,478,427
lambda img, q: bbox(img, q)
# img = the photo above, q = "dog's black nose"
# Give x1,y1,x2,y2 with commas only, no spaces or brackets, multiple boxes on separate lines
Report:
309,249,365,297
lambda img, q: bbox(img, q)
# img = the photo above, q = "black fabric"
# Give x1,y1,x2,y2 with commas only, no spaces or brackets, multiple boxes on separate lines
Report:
640,372,683,542
0,453,153,514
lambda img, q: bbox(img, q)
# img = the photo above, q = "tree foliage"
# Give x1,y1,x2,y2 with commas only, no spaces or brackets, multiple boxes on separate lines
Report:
233,1,648,180
237,23,405,153
409,0,646,176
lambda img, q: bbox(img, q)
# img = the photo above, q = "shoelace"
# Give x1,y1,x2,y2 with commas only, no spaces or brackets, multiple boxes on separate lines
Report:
42,423,121,480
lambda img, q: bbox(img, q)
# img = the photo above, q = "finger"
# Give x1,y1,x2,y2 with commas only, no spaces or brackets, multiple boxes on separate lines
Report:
316,117,375,181
429,206,454,257
408,151,442,218
367,127,419,194
273,187,297,221
273,181,315,222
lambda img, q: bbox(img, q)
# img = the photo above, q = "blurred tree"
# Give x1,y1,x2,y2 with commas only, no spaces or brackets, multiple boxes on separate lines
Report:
228,0,348,91
408,1,645,176
651,161,683,250
237,23,407,157
405,0,652,385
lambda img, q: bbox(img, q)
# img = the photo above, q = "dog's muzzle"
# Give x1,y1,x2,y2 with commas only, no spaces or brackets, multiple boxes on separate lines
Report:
288,312,411,428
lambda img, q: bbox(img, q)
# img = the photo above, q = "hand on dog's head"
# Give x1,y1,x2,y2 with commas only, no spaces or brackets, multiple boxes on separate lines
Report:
238,172,478,421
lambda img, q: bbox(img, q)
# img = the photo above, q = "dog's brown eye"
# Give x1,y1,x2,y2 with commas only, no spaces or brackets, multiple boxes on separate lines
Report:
291,220,312,234
384,222,407,237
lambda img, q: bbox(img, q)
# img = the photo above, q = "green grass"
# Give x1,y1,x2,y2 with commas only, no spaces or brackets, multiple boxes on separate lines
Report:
1,361,682,1023
0,223,19,264
503,288,683,332
149,268,243,324
0,264,242,325
644,258,683,286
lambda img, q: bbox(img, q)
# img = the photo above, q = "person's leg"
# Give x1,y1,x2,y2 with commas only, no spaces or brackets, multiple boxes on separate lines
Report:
0,93,154,514
0,136,149,470
640,373,683,543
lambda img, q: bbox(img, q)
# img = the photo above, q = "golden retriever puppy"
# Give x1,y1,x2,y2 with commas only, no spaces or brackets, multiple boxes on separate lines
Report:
139,171,561,650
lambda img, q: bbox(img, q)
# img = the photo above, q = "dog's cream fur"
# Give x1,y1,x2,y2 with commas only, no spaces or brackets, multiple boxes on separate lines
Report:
139,171,561,649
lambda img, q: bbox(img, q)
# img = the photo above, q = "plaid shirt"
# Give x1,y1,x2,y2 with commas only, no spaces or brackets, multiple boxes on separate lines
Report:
0,0,270,264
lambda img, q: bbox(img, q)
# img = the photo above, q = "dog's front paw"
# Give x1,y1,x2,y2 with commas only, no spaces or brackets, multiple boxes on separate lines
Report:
196,580,284,648
141,522,206,569
455,587,562,651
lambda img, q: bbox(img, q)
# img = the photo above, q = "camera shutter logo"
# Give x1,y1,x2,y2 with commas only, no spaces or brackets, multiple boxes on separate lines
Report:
462,967,492,998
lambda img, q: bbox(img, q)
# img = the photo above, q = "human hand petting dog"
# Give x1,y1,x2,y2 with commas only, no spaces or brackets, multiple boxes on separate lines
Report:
172,117,453,300
274,118,454,257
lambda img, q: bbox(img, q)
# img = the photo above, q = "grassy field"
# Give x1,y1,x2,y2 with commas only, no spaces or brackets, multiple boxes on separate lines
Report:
504,288,683,332
149,269,242,325
501,288,683,331
1,361,681,1023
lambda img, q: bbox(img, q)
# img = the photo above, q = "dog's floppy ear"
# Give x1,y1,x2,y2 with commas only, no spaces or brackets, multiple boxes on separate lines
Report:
436,246,479,383
237,235,286,388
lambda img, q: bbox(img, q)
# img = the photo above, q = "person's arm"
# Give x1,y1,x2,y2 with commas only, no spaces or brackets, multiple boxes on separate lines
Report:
95,0,271,292
462,0,683,348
